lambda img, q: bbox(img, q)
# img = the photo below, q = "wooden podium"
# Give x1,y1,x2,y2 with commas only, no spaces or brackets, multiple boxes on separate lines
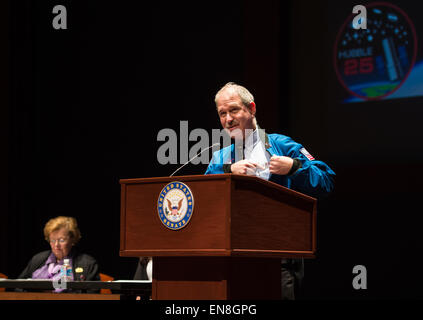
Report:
120,174,316,300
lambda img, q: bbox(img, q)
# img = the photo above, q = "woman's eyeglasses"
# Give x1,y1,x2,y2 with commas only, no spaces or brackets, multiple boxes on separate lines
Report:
49,238,69,244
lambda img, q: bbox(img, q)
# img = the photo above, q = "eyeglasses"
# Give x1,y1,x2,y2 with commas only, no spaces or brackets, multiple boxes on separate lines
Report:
49,238,69,245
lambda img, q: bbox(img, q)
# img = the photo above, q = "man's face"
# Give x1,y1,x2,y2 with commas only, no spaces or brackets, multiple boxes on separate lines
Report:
216,88,256,140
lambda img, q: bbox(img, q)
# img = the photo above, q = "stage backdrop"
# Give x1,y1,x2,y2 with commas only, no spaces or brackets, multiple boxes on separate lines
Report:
1,0,423,299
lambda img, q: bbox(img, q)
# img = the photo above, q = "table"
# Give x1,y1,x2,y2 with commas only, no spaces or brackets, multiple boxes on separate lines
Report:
0,279,152,300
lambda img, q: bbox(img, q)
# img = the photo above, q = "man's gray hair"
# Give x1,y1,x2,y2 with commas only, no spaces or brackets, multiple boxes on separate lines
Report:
214,82,255,107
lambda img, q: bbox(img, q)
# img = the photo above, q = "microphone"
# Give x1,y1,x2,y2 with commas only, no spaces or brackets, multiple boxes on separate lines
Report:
170,143,220,177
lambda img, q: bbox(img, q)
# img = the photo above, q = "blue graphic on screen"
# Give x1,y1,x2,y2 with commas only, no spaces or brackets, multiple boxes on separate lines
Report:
334,3,422,103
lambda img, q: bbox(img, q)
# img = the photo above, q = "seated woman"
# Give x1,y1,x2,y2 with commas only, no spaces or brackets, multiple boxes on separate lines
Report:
18,216,100,291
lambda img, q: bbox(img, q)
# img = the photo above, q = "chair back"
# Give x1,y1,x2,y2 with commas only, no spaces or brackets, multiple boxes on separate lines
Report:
0,273,8,292
99,273,114,294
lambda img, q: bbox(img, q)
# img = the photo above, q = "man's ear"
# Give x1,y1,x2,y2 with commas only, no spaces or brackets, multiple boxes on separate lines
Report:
249,102,256,115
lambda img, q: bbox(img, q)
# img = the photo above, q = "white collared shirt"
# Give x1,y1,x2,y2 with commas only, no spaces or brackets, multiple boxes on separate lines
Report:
244,129,271,180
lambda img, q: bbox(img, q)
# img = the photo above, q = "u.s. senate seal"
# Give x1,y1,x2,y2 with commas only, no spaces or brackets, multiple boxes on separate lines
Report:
157,182,194,230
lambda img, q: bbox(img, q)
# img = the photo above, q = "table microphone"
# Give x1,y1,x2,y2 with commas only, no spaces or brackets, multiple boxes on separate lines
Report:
170,143,220,177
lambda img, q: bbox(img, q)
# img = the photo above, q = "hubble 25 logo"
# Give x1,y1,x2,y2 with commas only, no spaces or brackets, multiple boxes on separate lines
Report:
335,2,417,101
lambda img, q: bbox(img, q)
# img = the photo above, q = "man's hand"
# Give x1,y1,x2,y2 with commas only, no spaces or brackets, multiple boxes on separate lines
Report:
231,160,258,175
269,156,294,175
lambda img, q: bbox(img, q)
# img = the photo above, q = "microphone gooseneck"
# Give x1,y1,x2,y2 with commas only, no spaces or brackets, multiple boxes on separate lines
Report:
170,143,220,177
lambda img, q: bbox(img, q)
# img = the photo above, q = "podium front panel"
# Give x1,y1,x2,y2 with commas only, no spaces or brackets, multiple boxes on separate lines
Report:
120,174,316,258
230,177,316,257
120,175,232,256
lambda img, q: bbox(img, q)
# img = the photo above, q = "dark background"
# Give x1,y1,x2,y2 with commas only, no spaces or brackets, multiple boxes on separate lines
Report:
1,0,423,299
